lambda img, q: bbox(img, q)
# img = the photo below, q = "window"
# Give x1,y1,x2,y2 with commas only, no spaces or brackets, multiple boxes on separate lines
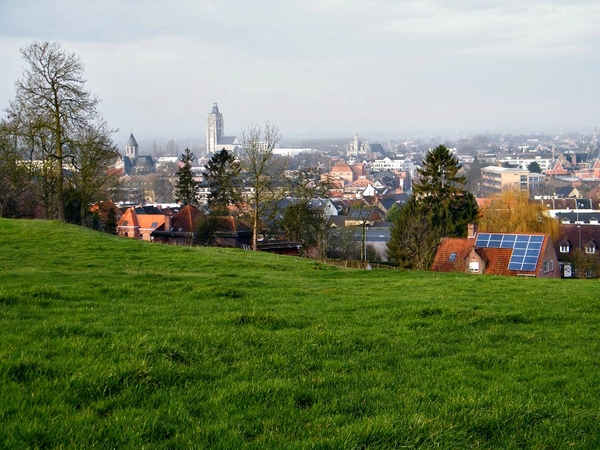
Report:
559,244,570,253
469,261,479,272
585,245,596,254
543,260,553,273
449,252,457,262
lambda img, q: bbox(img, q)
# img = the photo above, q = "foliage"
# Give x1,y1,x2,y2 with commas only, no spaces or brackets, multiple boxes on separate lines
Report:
64,123,121,225
204,149,242,214
173,148,198,206
465,156,483,194
0,122,35,218
385,203,402,223
240,122,285,250
478,190,559,240
280,201,327,251
0,218,599,448
278,169,331,257
194,214,217,246
388,145,478,268
104,208,118,235
387,198,441,269
5,41,115,221
571,249,600,279
328,226,361,260
527,161,542,173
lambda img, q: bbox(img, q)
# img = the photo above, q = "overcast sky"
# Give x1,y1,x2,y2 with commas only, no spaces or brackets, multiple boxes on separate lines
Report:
1,0,599,147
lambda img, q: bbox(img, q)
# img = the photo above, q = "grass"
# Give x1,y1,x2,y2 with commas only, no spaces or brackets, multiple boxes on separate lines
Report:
0,218,599,448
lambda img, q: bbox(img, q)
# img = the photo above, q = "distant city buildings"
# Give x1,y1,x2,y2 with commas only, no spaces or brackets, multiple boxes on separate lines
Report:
347,133,370,157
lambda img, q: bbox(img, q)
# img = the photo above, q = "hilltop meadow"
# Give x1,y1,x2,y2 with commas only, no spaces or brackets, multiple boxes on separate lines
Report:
0,219,598,448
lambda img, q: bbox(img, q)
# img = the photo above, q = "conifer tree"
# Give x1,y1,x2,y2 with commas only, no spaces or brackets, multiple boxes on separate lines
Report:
387,145,478,269
204,149,242,214
174,148,198,206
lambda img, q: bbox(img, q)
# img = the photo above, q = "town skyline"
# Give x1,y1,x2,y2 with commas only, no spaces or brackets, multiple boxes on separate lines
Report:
1,1,599,146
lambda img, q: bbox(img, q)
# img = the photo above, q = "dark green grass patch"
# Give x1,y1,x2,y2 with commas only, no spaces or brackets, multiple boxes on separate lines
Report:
0,219,599,448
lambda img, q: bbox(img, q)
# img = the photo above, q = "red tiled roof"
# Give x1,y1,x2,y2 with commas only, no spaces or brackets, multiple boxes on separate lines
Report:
137,214,166,230
118,207,139,228
432,231,552,276
478,247,519,276
431,237,474,272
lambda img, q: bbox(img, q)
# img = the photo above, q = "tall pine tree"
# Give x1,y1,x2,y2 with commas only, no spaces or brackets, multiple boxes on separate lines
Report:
388,145,478,269
204,149,242,214
174,148,198,206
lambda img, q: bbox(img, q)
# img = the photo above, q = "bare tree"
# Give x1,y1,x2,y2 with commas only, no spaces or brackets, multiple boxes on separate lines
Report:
6,41,103,221
65,121,121,225
240,123,285,251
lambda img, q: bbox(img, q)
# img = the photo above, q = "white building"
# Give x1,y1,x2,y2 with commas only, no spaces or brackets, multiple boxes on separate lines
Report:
371,157,406,172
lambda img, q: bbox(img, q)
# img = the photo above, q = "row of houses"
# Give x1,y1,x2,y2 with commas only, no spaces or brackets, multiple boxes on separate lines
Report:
97,185,600,277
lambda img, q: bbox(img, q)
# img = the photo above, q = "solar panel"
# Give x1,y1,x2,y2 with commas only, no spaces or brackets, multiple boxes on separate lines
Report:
475,233,544,272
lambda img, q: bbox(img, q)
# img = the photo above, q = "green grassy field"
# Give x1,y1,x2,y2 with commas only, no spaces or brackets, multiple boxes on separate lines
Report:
0,218,598,448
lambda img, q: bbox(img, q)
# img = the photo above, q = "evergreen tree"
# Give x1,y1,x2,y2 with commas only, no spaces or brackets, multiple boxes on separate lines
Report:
527,161,542,173
104,208,118,235
387,198,441,270
174,148,198,206
204,149,242,214
387,145,478,269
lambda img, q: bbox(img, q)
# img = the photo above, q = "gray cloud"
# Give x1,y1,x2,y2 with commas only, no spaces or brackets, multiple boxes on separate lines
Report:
1,0,598,145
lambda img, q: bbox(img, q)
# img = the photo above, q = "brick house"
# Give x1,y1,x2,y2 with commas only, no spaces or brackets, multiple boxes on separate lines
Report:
432,224,560,278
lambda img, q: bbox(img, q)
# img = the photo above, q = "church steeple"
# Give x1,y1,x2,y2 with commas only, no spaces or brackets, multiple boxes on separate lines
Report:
207,103,224,154
125,133,139,159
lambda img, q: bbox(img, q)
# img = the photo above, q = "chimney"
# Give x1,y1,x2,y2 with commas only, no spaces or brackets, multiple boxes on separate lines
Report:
468,222,478,239
164,214,172,231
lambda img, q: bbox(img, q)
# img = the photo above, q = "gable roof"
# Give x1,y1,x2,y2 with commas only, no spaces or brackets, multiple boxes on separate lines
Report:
118,207,139,228
432,231,554,276
431,237,474,272
153,205,204,234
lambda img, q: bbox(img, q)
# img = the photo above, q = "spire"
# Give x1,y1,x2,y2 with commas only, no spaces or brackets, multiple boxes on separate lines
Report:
126,133,139,148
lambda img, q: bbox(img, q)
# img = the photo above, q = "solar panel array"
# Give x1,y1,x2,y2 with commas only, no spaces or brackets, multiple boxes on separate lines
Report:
475,233,544,272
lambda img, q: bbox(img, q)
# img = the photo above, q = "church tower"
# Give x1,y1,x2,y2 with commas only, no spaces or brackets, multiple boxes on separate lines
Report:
207,103,224,154
125,133,139,160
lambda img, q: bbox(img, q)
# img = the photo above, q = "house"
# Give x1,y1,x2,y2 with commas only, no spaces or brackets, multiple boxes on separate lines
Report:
151,204,204,246
432,224,560,278
545,159,569,177
553,224,600,277
117,206,170,241
329,162,355,182
554,186,581,198
210,216,252,248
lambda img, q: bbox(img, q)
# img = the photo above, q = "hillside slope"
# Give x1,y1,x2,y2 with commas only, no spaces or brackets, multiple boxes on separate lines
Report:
0,219,598,448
